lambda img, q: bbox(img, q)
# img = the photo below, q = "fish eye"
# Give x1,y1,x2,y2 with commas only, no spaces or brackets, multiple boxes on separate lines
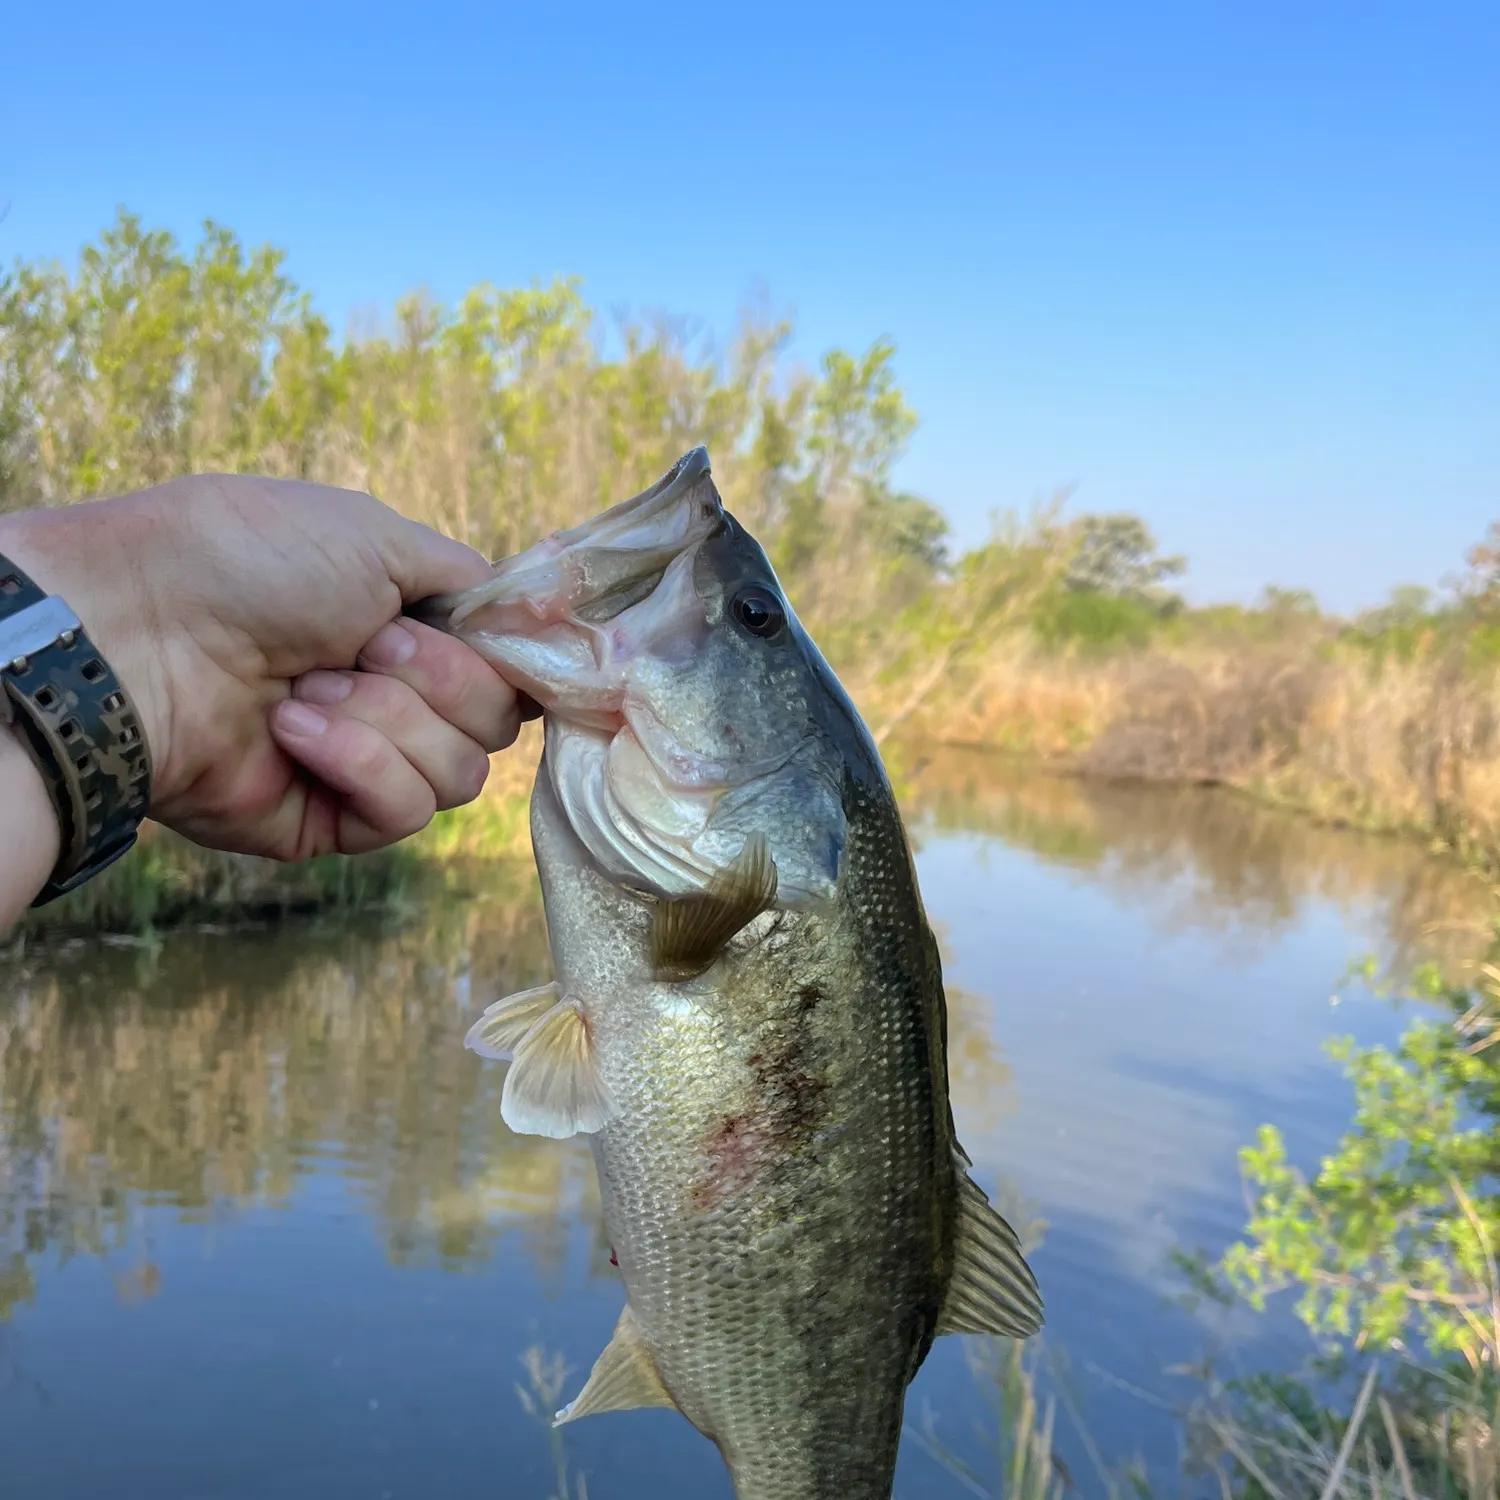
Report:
730,585,786,640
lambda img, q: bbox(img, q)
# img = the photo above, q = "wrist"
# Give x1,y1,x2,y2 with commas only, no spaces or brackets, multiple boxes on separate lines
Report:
0,715,63,918
0,499,173,804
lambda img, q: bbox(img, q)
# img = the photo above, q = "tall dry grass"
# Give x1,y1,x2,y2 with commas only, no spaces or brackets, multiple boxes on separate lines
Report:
876,635,1500,870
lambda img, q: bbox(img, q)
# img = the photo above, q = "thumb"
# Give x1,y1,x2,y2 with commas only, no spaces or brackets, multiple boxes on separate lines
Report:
375,509,498,604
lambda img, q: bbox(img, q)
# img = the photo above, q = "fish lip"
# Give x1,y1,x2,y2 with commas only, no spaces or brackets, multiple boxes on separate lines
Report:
517,444,716,564
403,447,721,631
448,447,723,629
620,445,713,518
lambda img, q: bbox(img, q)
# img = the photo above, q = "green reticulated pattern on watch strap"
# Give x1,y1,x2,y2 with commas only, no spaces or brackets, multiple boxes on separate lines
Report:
0,550,153,904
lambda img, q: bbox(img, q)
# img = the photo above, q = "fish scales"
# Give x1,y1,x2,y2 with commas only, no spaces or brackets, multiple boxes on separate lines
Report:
536,767,952,1496
415,448,1043,1500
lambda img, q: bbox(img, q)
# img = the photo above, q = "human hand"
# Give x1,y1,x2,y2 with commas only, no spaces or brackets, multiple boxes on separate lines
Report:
0,476,526,860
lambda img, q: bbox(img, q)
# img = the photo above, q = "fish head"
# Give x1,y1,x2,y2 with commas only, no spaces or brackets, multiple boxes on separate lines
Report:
415,448,869,909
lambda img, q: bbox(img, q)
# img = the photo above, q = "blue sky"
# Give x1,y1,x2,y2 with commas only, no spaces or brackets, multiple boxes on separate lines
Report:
3,1,1495,613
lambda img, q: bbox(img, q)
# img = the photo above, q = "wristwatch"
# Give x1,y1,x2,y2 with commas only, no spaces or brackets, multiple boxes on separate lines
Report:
0,549,153,906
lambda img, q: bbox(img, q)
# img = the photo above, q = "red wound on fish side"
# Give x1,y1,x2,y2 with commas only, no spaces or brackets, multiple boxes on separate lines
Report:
609,1249,618,1267
692,1111,775,1211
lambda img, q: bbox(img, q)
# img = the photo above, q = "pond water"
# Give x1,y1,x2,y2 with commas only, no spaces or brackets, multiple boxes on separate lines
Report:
1,753,1493,1499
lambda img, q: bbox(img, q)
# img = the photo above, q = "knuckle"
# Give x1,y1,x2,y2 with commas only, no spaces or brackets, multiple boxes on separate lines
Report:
420,641,473,705
436,751,490,810
340,723,393,783
390,786,437,837
356,670,422,725
408,621,510,705
355,770,433,843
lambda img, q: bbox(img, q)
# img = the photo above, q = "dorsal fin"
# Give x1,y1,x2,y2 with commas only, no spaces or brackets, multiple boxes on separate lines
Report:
938,1157,1044,1339
500,995,618,1140
650,834,778,981
554,1304,681,1427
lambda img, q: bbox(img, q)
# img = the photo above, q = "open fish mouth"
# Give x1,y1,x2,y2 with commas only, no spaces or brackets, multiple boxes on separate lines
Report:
407,446,732,740
412,447,724,640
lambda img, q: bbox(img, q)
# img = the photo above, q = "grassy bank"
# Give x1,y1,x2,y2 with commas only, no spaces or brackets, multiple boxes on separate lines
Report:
20,629,1500,942
868,624,1500,863
24,618,1500,942
10,744,539,942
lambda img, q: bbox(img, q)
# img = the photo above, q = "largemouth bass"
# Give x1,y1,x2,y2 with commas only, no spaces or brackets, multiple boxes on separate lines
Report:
412,448,1042,1500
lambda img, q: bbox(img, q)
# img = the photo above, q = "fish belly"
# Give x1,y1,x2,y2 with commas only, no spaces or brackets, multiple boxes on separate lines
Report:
589,993,944,1500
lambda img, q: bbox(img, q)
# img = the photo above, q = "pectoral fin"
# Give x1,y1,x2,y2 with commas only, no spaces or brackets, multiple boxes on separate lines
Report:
938,1159,1044,1339
500,996,617,1140
554,1304,680,1427
465,983,561,1062
650,833,778,981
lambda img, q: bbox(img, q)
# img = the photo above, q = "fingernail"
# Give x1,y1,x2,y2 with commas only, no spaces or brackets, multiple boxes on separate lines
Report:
360,621,417,668
278,701,328,736
297,670,354,705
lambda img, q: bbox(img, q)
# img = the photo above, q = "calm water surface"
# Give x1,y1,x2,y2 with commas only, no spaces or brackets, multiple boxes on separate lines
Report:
2,755,1493,1498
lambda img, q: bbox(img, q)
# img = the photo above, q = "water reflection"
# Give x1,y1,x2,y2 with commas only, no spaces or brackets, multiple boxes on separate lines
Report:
0,759,1492,1495
902,747,1494,980
0,872,575,1313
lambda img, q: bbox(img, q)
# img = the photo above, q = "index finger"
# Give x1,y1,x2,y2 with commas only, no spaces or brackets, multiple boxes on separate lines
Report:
351,615,524,754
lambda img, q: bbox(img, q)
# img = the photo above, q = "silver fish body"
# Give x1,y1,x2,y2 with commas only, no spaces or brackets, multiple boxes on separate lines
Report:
419,449,1042,1500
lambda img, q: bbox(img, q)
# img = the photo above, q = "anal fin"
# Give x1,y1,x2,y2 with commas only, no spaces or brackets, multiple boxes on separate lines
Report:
554,1304,680,1427
500,995,618,1140
465,983,561,1062
651,833,778,981
938,1156,1044,1339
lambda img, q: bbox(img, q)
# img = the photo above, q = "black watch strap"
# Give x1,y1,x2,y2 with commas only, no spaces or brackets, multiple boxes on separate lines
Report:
0,550,153,906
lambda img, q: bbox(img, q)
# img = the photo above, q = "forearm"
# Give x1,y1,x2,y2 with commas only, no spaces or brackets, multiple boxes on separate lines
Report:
0,722,62,933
